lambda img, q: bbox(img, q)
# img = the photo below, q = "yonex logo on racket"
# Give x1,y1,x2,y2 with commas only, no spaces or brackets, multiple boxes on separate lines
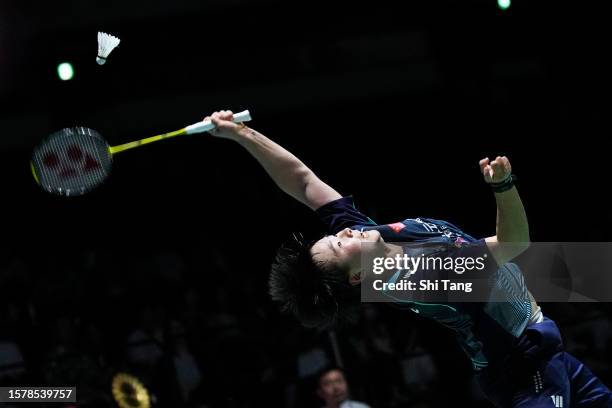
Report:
42,144,102,180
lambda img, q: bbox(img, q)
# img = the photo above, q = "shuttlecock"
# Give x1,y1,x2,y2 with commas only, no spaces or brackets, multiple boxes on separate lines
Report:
97,32,120,65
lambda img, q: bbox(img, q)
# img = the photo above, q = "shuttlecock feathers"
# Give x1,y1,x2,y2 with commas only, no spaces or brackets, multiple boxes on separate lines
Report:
97,32,120,65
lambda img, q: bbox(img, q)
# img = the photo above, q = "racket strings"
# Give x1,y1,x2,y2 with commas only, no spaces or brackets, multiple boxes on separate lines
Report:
32,127,112,195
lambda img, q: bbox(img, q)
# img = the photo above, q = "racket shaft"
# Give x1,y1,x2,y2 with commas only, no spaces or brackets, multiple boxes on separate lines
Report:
108,110,251,155
109,129,187,154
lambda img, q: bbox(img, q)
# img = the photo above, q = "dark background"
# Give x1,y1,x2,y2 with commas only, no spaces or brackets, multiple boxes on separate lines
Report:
0,0,610,407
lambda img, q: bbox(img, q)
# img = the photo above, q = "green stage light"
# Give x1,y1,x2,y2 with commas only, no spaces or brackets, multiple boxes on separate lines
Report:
57,62,74,81
498,0,511,10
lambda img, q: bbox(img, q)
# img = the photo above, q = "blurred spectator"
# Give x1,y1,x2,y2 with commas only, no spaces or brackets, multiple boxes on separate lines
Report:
299,347,331,379
126,305,166,367
169,320,203,402
316,367,371,408
0,341,26,380
400,345,437,394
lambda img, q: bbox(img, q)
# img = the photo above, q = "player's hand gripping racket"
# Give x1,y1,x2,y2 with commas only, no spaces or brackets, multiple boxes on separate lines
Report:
30,110,252,196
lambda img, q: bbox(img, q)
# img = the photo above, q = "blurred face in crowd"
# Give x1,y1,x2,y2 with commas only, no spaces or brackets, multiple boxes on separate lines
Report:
311,228,385,285
317,369,349,406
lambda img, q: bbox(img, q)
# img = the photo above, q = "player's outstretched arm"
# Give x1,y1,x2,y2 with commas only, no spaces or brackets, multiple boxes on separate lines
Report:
480,156,530,265
206,110,341,210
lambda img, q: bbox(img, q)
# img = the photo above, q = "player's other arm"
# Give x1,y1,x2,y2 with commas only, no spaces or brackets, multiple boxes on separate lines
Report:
207,110,341,210
479,156,530,265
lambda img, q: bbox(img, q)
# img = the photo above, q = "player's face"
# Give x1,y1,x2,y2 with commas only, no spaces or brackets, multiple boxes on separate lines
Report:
310,228,385,284
317,369,349,404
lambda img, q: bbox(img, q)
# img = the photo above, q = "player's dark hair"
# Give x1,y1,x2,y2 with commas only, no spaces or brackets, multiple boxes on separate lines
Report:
269,233,361,329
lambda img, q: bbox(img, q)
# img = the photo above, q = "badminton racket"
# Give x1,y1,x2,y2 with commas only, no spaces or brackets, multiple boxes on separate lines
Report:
30,110,251,196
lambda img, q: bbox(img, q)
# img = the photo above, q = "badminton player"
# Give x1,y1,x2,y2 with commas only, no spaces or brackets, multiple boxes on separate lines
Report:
205,110,612,407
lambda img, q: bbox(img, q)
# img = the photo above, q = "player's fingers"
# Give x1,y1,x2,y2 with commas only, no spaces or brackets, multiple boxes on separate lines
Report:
220,110,234,121
502,156,512,172
212,116,237,132
479,158,490,174
484,165,493,181
491,160,504,178
210,116,223,132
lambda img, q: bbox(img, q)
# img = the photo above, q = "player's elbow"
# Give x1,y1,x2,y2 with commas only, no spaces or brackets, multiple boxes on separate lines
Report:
486,235,530,266
497,229,531,252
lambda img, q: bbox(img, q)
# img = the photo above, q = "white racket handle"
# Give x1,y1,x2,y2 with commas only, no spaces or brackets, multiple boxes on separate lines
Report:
184,110,252,135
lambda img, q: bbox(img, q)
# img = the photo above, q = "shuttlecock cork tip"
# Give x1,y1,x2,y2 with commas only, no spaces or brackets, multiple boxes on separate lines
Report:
96,56,107,65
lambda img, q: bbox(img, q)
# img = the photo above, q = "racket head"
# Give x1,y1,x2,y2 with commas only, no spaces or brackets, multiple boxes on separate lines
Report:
31,127,113,196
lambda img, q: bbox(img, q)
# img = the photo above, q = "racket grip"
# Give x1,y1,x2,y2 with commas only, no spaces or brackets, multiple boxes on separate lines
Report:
184,110,252,135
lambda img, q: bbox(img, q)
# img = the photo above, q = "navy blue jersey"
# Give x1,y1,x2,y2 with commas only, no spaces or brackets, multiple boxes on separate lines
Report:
316,195,479,245
316,196,533,371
